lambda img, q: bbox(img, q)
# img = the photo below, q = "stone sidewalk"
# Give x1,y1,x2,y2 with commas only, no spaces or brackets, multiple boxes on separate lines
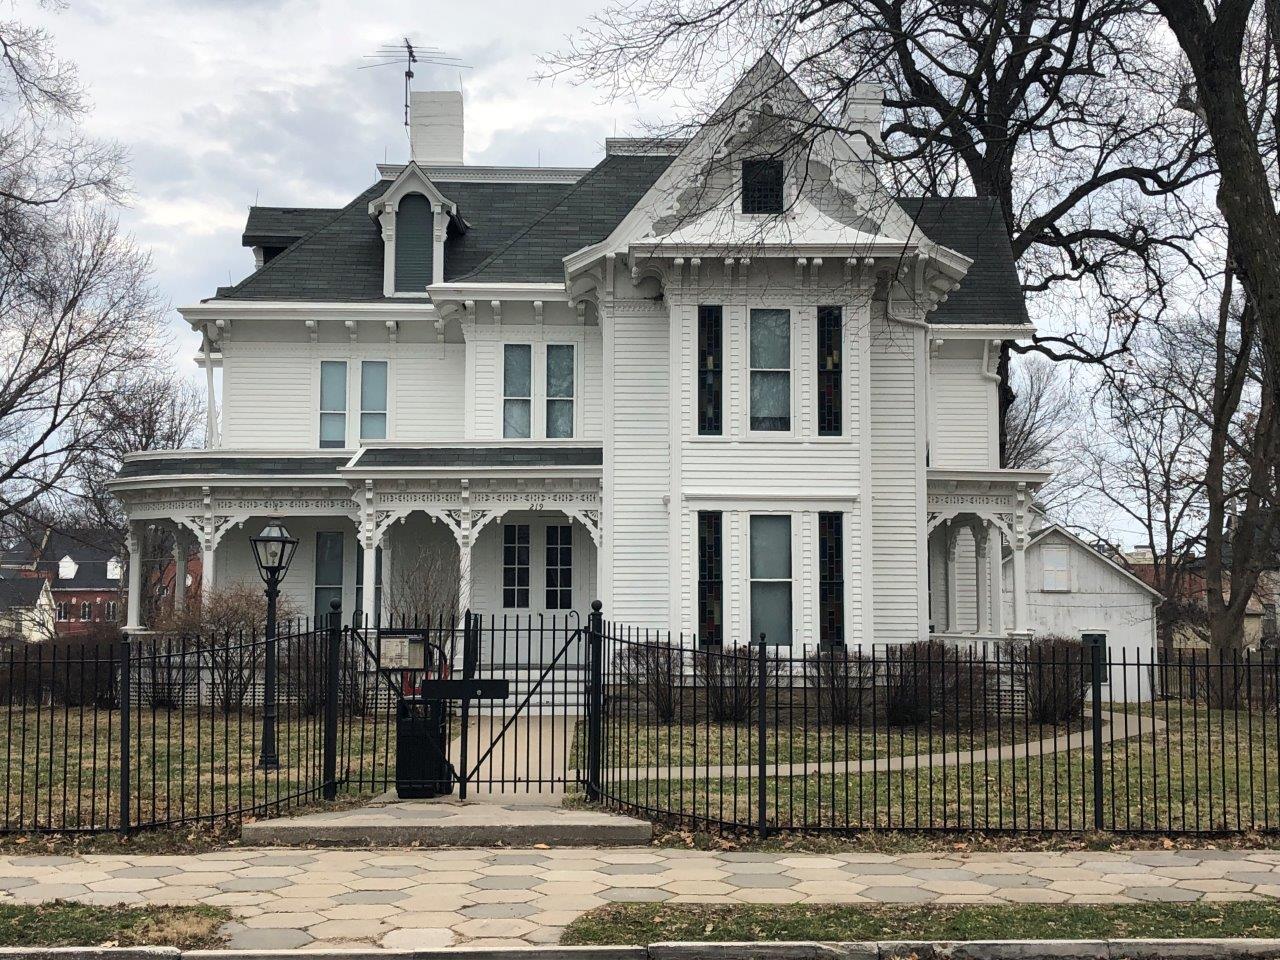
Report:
3,847,1280,951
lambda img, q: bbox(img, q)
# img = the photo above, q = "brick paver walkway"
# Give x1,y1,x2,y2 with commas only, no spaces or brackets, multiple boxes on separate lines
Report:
3,847,1280,950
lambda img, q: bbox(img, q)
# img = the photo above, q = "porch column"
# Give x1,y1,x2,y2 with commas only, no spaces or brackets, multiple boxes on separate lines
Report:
975,521,990,634
172,525,188,618
457,519,474,617
200,528,216,609
989,532,1004,635
1011,536,1029,632
944,522,959,633
125,519,143,631
360,530,381,628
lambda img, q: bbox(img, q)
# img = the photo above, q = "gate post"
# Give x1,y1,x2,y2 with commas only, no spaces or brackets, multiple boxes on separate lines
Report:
1085,631,1106,831
322,599,342,802
119,632,132,835
757,634,768,838
586,600,604,801
458,611,476,801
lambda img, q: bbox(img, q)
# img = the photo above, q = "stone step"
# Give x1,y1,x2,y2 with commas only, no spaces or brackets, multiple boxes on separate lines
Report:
240,797,652,847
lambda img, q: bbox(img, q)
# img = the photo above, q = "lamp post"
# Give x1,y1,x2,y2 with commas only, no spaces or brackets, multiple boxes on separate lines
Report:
250,519,298,770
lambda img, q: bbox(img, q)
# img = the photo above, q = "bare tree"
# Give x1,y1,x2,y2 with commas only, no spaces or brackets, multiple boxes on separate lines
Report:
0,8,165,528
1004,355,1073,471
383,541,459,626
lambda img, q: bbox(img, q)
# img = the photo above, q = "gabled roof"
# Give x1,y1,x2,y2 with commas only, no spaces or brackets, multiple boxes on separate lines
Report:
1014,524,1164,601
0,577,47,612
243,207,338,248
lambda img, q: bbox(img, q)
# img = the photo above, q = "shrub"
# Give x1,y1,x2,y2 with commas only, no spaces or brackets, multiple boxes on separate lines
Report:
880,639,981,725
1014,634,1088,724
808,646,874,724
620,640,681,722
692,643,776,723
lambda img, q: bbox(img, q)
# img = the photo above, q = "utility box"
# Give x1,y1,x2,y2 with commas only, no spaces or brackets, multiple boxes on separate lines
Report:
395,698,455,799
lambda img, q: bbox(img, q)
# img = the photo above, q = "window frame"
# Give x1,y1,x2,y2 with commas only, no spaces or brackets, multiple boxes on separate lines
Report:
56,601,69,622
80,600,91,621
503,344,534,439
697,511,724,646
740,157,785,215
748,513,794,646
502,523,531,609
747,308,794,435
817,306,843,437
818,511,845,648
313,531,345,622
318,360,348,449
1041,542,1072,593
106,600,118,622
545,523,573,610
359,359,389,442
697,306,724,436
545,343,576,439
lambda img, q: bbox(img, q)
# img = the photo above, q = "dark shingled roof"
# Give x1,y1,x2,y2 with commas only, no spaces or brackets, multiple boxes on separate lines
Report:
350,446,604,470
219,162,1028,325
896,197,1029,326
118,455,350,480
243,207,339,248
0,577,45,612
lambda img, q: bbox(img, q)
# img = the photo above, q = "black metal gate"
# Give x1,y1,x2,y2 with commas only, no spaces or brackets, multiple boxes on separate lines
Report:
368,608,600,798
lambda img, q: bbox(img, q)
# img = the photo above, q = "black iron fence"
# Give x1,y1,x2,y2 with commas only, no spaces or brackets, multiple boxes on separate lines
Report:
590,622,1280,836
5,602,1280,838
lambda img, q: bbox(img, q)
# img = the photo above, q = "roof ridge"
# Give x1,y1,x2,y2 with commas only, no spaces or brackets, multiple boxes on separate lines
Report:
222,184,382,299
451,156,621,283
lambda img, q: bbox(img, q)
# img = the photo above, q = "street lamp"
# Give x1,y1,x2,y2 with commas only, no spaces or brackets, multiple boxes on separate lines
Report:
250,519,298,770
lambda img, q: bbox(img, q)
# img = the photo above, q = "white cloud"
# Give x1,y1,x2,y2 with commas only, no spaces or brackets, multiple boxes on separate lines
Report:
19,0,674,373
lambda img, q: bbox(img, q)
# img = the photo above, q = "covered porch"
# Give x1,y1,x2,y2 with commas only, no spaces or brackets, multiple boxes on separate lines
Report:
926,468,1050,644
109,446,603,632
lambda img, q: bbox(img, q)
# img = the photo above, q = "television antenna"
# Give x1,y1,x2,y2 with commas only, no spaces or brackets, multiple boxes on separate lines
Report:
361,38,470,128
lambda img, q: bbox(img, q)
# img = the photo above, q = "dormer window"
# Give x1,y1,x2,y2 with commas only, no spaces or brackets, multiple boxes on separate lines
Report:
394,193,434,293
742,158,784,214
58,555,78,581
106,557,122,581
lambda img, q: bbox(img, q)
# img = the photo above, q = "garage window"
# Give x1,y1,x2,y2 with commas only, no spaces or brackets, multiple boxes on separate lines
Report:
1042,543,1071,592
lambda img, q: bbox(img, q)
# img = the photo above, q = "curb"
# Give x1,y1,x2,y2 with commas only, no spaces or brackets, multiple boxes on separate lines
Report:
6,943,1280,960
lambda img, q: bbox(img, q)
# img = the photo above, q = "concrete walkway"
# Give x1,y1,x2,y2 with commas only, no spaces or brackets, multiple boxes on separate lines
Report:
3,847,1280,950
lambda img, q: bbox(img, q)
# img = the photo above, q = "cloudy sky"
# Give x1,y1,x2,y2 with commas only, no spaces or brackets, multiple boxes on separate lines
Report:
25,0,676,374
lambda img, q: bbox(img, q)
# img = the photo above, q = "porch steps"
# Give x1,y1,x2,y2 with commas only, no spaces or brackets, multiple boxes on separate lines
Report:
467,665,587,715
240,795,652,847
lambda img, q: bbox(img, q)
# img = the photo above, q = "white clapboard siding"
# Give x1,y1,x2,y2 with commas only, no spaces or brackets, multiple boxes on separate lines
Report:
221,345,316,448
869,312,925,644
607,303,671,625
394,345,466,440
931,358,997,468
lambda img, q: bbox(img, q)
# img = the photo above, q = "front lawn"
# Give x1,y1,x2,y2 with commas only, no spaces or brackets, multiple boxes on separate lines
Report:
0,901,228,948
562,902,1280,945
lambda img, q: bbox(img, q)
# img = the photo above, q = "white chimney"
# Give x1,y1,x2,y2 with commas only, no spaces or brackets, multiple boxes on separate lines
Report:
409,90,464,166
58,555,78,582
841,83,883,158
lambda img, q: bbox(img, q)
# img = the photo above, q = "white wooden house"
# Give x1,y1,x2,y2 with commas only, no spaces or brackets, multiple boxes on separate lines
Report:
110,56,1056,650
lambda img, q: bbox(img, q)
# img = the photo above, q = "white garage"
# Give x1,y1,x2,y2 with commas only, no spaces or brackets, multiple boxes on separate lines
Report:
1003,523,1161,700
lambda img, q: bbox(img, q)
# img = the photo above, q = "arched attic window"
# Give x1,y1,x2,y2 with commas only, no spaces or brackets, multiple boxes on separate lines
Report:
394,192,434,293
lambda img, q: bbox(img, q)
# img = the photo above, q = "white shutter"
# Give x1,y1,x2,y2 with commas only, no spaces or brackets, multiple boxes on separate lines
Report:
1042,543,1071,592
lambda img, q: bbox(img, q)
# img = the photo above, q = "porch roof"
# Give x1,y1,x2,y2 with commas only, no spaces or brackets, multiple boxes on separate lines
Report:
344,444,603,473
112,451,350,488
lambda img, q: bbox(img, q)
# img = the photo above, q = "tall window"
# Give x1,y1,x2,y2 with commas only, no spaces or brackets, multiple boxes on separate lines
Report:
355,545,383,625
106,600,118,622
503,345,532,439
546,345,575,438
503,524,531,608
749,309,791,431
360,361,388,441
545,524,573,610
817,306,842,436
818,512,845,647
56,602,69,622
314,532,344,622
741,158,784,214
80,601,91,620
697,306,723,435
750,515,792,645
319,361,348,448
697,511,723,646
